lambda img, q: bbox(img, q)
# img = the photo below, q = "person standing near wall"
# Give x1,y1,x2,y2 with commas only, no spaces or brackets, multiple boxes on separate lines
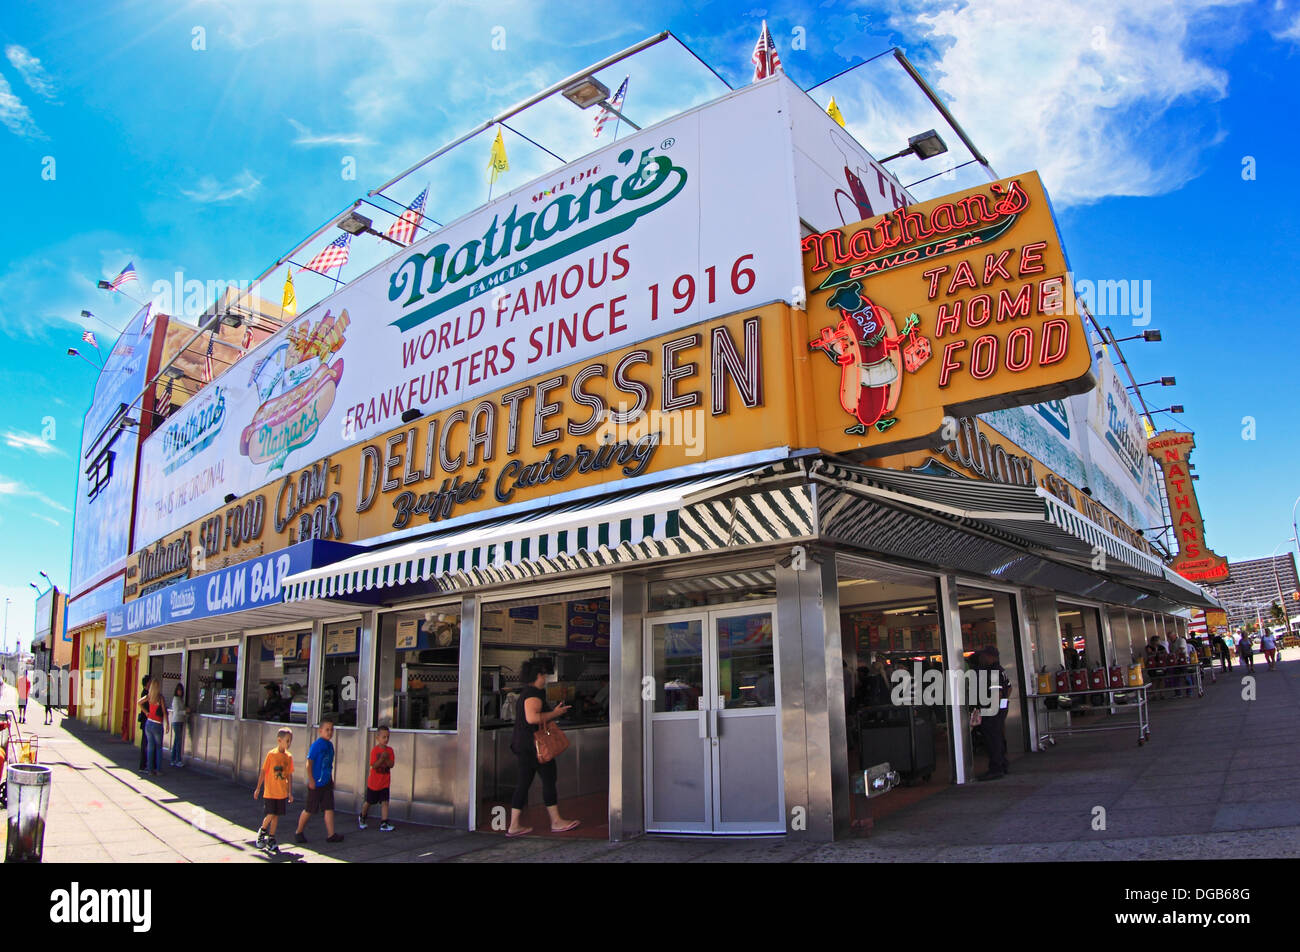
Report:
169,684,190,767
137,674,151,770
136,678,168,777
973,647,1011,782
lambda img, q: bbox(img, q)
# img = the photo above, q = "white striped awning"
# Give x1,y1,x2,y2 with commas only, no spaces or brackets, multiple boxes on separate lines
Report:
813,461,1219,610
282,466,816,602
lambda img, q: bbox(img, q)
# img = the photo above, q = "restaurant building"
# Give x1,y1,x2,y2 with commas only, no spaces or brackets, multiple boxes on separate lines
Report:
77,65,1216,840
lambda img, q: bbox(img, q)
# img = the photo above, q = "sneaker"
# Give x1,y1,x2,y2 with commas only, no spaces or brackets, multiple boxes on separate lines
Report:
265,837,279,854
357,815,367,830
256,829,267,850
326,833,344,843
294,832,307,844
378,822,395,832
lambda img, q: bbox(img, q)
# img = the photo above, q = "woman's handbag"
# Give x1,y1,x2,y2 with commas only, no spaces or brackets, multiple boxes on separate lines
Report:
534,720,570,763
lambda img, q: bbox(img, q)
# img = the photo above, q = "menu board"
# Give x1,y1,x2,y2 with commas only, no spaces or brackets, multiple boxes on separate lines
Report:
538,603,567,646
396,619,419,650
261,631,309,661
566,599,611,650
326,625,358,655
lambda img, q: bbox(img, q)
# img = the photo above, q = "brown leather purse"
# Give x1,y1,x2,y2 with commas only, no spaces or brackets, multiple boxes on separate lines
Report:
534,720,570,763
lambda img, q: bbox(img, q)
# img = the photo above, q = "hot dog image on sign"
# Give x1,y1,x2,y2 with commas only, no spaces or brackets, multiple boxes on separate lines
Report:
802,171,1094,457
240,309,349,471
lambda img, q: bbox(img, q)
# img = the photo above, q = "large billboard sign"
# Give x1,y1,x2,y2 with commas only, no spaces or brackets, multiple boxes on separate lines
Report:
126,304,806,597
134,80,804,548
1147,431,1228,582
801,171,1094,457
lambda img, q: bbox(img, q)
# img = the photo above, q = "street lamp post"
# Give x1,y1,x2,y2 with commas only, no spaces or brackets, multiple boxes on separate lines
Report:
1271,540,1294,632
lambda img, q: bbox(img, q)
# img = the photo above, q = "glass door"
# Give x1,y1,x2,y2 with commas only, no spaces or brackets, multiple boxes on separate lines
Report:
644,606,783,834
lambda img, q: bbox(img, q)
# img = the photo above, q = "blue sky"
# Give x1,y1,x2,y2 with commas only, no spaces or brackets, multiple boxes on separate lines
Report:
1,0,1299,646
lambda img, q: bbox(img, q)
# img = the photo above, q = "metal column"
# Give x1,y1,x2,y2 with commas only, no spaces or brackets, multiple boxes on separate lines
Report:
608,573,645,841
776,550,848,840
937,574,971,784
352,609,378,808
454,594,480,831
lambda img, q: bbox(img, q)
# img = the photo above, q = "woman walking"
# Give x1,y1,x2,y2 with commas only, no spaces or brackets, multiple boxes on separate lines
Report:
169,684,190,766
137,678,169,776
506,658,580,837
1236,631,1255,673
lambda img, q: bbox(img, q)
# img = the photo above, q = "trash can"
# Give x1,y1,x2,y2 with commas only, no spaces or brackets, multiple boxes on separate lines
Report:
5,764,51,863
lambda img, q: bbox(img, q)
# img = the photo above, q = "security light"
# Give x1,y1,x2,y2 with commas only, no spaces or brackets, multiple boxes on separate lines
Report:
879,129,949,164
562,76,611,109
1142,330,1162,342
1161,376,1176,386
401,408,423,423
337,210,374,235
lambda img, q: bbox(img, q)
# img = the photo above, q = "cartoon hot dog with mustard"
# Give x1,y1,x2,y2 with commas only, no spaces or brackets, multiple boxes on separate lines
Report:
809,280,928,435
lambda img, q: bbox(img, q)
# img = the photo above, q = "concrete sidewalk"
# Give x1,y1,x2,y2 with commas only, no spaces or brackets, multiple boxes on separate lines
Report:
3,652,1299,863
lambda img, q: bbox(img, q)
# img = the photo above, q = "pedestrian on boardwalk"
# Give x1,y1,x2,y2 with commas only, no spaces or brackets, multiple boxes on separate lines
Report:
1260,630,1277,670
169,684,190,766
137,674,151,770
973,646,1012,781
1217,633,1233,671
136,678,168,776
16,669,29,723
359,725,396,831
254,728,293,854
506,658,580,836
1236,631,1255,673
294,719,343,844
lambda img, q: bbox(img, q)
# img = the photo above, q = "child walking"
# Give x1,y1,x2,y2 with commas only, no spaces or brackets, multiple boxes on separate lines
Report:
253,728,294,854
295,719,343,843
359,725,396,832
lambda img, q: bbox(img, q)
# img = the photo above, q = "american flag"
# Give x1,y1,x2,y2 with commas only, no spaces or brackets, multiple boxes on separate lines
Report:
203,336,215,383
301,233,351,274
82,330,98,347
593,76,629,138
109,261,139,290
386,186,428,246
751,20,783,81
157,376,174,417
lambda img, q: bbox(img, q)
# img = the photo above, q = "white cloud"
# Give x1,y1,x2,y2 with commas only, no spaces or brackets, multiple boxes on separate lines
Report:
0,477,71,513
287,118,373,147
2,431,63,456
894,0,1247,206
1276,11,1300,42
181,169,264,203
0,73,43,138
5,45,58,100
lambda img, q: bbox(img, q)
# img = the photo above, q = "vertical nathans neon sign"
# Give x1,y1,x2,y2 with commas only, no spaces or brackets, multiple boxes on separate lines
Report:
1147,430,1228,582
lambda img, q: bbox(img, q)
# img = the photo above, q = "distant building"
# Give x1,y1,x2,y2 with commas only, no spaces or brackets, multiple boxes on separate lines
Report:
1208,554,1300,629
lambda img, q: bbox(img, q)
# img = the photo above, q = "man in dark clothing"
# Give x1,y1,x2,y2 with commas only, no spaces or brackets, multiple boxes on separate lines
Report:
138,674,151,770
974,647,1011,782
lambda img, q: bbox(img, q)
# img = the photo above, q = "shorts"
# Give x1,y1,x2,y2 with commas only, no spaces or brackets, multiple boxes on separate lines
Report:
305,782,335,813
364,786,390,805
263,798,287,816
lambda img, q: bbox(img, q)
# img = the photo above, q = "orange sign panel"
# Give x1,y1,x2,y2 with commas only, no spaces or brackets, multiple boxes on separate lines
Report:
801,171,1094,456
1147,430,1228,582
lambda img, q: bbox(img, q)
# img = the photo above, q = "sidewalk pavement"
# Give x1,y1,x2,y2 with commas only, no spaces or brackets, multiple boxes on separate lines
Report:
3,651,1299,863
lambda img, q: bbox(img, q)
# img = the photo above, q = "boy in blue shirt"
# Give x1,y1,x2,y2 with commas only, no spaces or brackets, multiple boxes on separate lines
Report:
294,719,343,843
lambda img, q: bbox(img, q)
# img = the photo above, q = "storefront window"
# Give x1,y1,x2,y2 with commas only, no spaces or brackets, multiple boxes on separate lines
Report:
481,592,611,728
321,621,361,727
187,644,239,716
1059,604,1104,669
243,632,310,723
375,606,460,730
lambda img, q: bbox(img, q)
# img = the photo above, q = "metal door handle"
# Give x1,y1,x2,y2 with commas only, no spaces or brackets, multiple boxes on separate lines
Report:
710,708,718,738
699,708,708,739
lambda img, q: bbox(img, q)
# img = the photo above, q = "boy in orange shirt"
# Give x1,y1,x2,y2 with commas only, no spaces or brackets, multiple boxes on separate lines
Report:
359,725,396,832
253,728,294,853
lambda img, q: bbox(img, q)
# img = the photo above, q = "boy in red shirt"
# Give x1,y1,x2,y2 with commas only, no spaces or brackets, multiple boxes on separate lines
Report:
359,725,395,832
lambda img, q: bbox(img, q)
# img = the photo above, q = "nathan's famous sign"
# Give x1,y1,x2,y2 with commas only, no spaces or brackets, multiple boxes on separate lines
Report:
134,79,803,549
125,305,799,598
801,171,1094,456
1147,431,1228,582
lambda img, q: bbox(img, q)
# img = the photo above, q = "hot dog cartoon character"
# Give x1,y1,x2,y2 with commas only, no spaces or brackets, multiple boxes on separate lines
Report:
809,280,927,435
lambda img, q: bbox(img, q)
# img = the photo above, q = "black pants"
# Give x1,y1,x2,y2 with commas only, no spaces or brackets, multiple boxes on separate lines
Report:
979,708,1009,775
512,753,557,810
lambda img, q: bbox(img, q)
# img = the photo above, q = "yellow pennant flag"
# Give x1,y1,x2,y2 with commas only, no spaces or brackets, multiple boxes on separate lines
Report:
488,128,509,185
282,268,297,317
827,97,846,128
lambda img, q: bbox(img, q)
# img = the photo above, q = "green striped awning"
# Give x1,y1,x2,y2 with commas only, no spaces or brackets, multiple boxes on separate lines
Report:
282,467,815,602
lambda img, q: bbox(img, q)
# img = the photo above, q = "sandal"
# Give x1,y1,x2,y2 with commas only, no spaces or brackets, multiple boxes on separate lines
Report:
551,820,580,833
505,827,532,838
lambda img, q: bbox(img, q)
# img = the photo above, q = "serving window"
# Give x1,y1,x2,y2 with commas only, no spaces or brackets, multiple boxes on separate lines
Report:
243,632,310,723
321,620,361,727
187,644,240,717
374,606,461,731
